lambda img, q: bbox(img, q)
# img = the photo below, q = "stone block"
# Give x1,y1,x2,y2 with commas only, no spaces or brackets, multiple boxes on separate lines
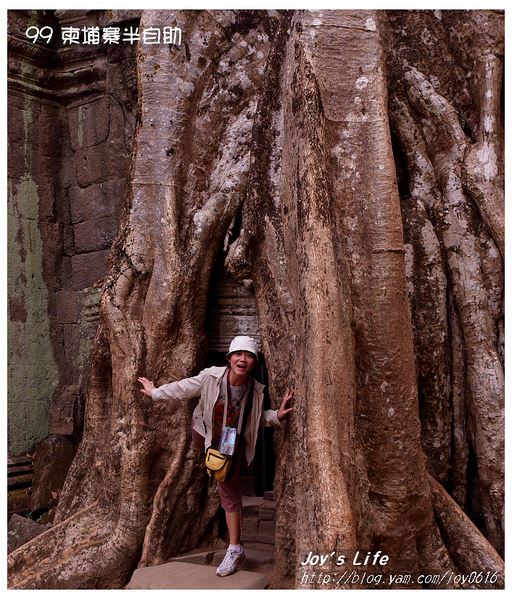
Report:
8,98,25,146
74,144,107,187
55,290,79,323
8,102,44,180
62,323,79,364
77,286,102,323
242,495,264,507
69,179,126,223
8,145,26,181
8,487,31,519
75,139,129,187
242,548,275,570
106,138,130,176
59,156,77,189
33,166,58,219
67,97,110,150
240,515,259,543
242,495,262,519
258,519,275,545
126,562,268,589
106,99,129,140
29,434,76,513
50,384,80,435
24,401,51,451
8,514,50,554
71,249,110,289
170,550,216,566
37,108,67,158
62,320,98,382
63,223,74,254
242,505,261,520
73,216,119,252
60,256,72,288
259,500,276,520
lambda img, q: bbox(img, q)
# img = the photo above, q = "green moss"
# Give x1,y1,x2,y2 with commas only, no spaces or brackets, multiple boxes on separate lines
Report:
8,174,58,455
77,105,84,148
22,103,34,172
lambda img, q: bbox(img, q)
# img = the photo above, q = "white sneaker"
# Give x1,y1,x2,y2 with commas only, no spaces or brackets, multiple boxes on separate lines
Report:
216,545,246,577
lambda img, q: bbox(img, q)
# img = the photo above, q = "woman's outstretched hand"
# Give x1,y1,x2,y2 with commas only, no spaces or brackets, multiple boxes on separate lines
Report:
277,388,294,422
138,376,155,397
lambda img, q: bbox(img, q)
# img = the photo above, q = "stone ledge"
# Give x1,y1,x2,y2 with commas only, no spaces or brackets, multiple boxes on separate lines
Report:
8,514,50,554
171,547,274,570
125,561,268,589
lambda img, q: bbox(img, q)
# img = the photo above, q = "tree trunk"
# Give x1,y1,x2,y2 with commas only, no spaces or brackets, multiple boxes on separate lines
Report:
8,9,504,589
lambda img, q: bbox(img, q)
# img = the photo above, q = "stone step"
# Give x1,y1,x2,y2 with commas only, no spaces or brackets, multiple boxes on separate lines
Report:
127,495,278,589
8,487,31,519
125,561,269,589
8,473,33,487
8,455,33,507
241,494,276,546
8,456,33,467
170,547,274,573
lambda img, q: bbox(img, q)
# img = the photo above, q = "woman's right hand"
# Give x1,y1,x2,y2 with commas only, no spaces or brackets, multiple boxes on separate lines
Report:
138,376,155,397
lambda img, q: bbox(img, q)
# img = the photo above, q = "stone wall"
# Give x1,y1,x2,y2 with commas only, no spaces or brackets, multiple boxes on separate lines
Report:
7,9,139,455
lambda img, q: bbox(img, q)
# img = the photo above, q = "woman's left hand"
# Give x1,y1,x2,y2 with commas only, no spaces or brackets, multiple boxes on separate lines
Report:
277,388,294,422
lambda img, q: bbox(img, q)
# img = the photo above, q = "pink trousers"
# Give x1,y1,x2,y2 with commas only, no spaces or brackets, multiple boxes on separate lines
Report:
192,428,244,513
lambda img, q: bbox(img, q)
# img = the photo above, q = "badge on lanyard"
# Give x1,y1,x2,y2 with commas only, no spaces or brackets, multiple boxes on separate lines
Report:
218,369,248,455
219,426,237,455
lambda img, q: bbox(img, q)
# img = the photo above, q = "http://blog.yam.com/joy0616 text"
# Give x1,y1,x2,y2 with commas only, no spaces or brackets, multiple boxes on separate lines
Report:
298,551,500,588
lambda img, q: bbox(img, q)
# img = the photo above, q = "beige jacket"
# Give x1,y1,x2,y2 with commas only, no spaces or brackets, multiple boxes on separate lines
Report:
151,366,281,466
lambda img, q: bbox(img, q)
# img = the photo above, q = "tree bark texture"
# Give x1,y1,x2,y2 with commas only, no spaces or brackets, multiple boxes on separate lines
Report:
8,9,504,589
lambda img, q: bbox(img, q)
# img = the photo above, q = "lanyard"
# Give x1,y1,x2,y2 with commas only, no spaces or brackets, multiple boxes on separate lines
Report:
221,367,249,435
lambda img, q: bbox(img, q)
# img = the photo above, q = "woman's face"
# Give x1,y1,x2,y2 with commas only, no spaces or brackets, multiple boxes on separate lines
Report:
228,351,256,378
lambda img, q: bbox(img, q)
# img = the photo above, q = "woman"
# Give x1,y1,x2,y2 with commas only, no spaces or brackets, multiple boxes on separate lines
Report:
138,335,294,577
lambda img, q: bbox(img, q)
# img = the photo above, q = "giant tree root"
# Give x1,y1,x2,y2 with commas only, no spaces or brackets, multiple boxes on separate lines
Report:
428,475,504,588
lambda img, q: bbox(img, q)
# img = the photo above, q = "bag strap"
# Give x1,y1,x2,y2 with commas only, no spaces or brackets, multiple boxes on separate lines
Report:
240,379,254,435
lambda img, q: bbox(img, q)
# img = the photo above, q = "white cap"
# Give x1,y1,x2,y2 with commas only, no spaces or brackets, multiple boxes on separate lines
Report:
226,336,259,361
